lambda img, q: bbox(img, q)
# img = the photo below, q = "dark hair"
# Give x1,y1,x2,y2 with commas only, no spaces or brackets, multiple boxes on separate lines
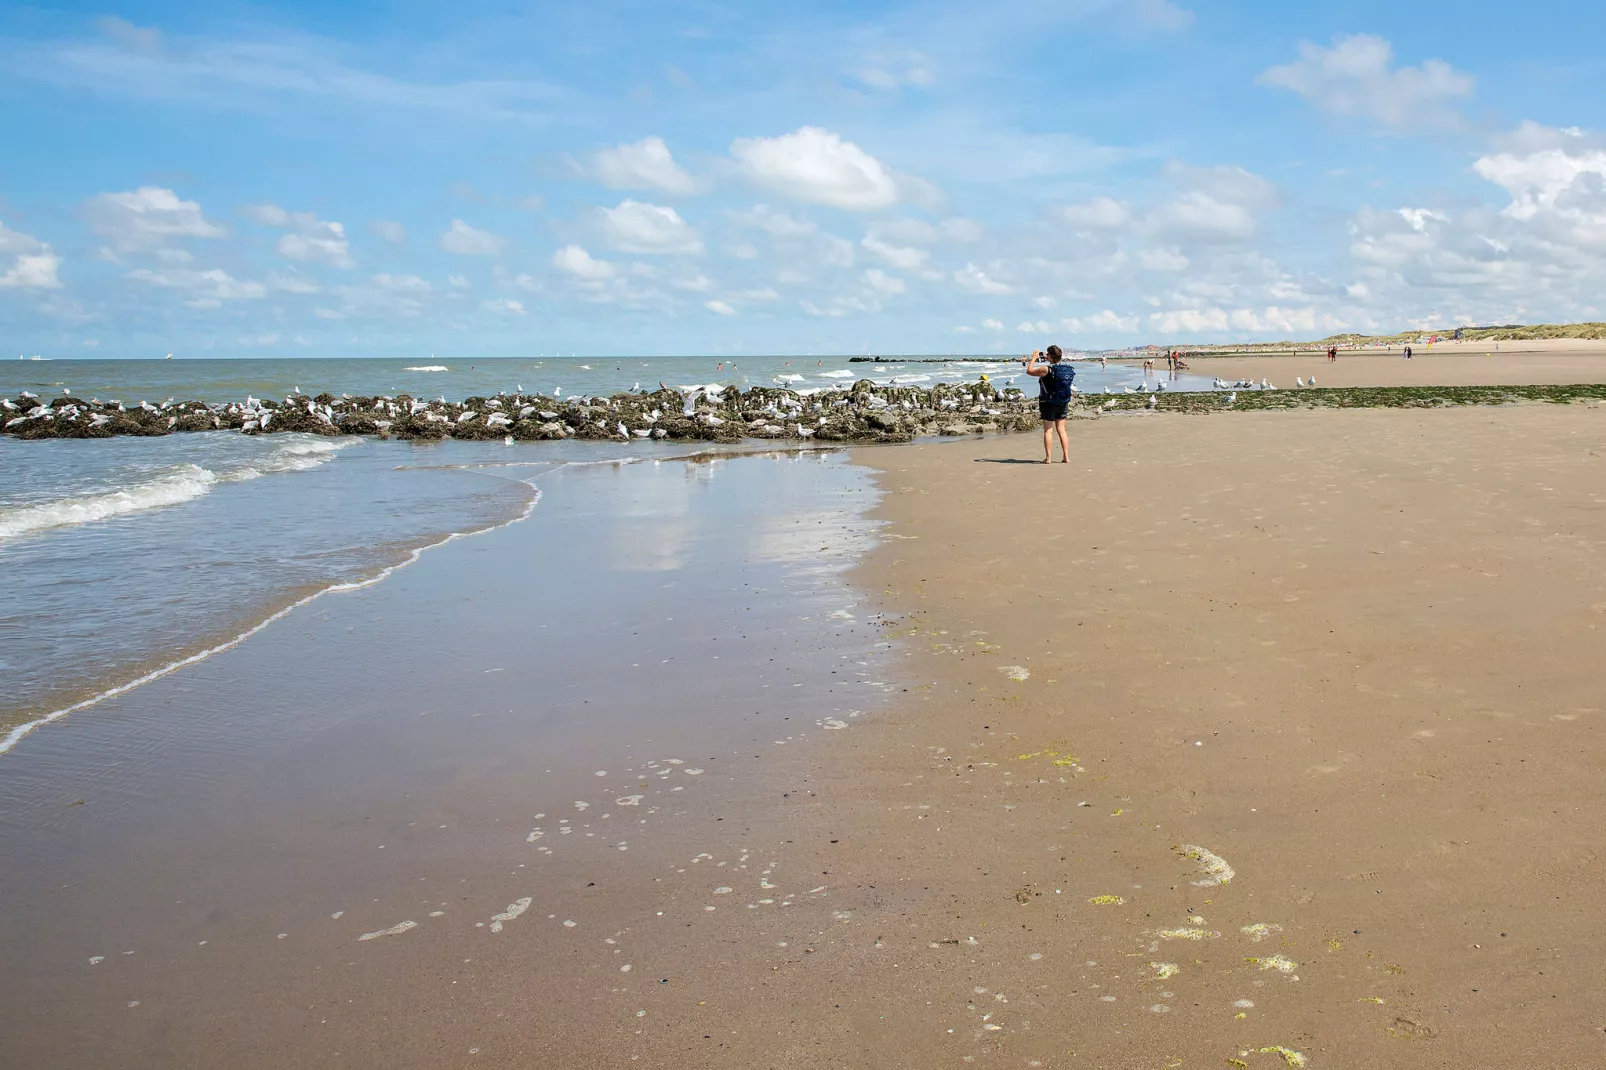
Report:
1046,344,1063,363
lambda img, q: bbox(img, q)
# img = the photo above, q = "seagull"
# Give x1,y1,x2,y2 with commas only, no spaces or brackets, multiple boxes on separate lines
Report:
503,435,514,446
1260,378,1271,389
516,384,523,393
616,421,630,439
1146,393,1157,409
1308,376,1316,386
294,386,301,394
1295,377,1305,387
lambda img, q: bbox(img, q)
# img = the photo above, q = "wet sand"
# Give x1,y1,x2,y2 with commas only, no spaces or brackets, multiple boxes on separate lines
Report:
5,402,1606,1068
1189,338,1606,389
659,401,1606,1068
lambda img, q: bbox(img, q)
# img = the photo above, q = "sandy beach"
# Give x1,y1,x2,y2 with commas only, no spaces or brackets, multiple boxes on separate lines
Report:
3,382,1604,1068
1187,338,1606,389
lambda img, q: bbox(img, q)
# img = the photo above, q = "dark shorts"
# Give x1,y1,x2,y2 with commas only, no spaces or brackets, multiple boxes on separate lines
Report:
1039,399,1069,421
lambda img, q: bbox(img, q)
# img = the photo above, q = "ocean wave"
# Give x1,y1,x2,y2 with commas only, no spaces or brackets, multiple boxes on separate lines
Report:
404,365,450,372
0,437,355,540
818,370,856,378
0,464,219,540
772,374,805,383
0,479,544,756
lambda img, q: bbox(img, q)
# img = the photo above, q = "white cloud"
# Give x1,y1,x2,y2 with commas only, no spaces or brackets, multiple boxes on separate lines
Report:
314,307,345,319
954,262,1012,295
589,136,699,195
731,127,918,210
84,187,225,250
801,294,882,317
552,244,615,279
0,221,63,289
1140,247,1189,271
982,318,1004,330
1064,309,1140,333
267,270,319,294
598,200,703,254
1260,34,1473,132
705,299,736,316
448,273,470,289
370,220,406,244
1016,319,1054,333
481,298,526,316
861,235,928,270
863,268,906,295
127,266,267,304
734,204,818,237
853,51,934,92
244,204,290,227
1147,166,1275,243
248,204,354,267
1149,307,1230,333
439,219,504,256
1060,197,1131,228
373,272,431,292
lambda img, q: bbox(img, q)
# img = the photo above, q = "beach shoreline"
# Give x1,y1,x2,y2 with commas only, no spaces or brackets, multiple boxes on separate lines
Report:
1,373,1603,1066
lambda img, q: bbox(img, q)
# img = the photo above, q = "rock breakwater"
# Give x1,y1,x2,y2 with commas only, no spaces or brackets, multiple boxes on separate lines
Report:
1,380,1049,443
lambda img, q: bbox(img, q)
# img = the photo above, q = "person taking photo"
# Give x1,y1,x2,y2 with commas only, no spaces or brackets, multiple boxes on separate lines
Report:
1024,345,1074,464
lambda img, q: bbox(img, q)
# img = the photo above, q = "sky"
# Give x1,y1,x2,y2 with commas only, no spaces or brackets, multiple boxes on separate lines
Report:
4,1,1606,358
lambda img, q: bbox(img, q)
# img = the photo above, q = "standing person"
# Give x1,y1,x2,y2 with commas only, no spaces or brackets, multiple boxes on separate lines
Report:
1404,344,1413,359
1025,345,1074,464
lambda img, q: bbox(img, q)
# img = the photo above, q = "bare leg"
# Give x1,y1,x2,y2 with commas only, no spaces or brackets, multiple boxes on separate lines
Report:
1055,419,1070,462
1041,422,1053,463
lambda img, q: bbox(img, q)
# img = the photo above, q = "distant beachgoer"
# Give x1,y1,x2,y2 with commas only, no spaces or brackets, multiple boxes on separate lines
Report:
1143,359,1155,374
1025,345,1074,464
1174,354,1190,370
1404,345,1413,359
1328,346,1337,363
1100,355,1108,369
718,362,725,371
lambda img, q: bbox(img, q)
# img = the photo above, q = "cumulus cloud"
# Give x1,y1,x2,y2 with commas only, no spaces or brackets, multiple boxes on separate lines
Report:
267,270,319,294
372,273,431,292
862,234,929,270
954,262,1012,295
589,136,699,195
552,244,615,279
448,274,471,289
0,221,63,289
248,204,353,268
1146,165,1276,243
1260,34,1473,132
126,266,267,306
84,187,226,250
598,200,703,254
481,298,526,315
439,219,504,256
705,299,736,316
863,268,906,295
370,220,406,244
1064,309,1139,333
1060,197,1131,228
983,318,1005,330
731,127,929,210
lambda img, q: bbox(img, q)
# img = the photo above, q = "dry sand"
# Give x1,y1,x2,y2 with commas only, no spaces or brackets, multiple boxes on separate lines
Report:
1186,337,1606,389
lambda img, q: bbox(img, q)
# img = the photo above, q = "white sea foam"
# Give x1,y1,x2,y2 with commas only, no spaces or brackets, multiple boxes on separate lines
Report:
0,479,543,756
0,464,218,541
818,370,855,378
0,438,354,542
404,365,450,372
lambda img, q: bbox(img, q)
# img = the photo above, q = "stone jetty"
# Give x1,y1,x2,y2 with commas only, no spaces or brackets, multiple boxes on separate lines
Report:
1,379,1053,443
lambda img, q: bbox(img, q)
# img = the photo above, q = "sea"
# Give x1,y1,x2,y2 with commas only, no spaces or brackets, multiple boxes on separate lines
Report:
0,355,1213,754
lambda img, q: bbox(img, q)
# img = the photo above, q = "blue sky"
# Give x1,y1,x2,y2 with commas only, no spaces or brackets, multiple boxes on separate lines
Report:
4,0,1606,357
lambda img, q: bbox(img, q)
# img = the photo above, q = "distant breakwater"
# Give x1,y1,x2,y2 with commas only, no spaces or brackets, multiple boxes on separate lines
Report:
2,379,1049,444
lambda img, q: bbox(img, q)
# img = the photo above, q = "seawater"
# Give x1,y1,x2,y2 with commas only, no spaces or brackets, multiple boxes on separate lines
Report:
0,354,1212,405
0,355,1210,752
